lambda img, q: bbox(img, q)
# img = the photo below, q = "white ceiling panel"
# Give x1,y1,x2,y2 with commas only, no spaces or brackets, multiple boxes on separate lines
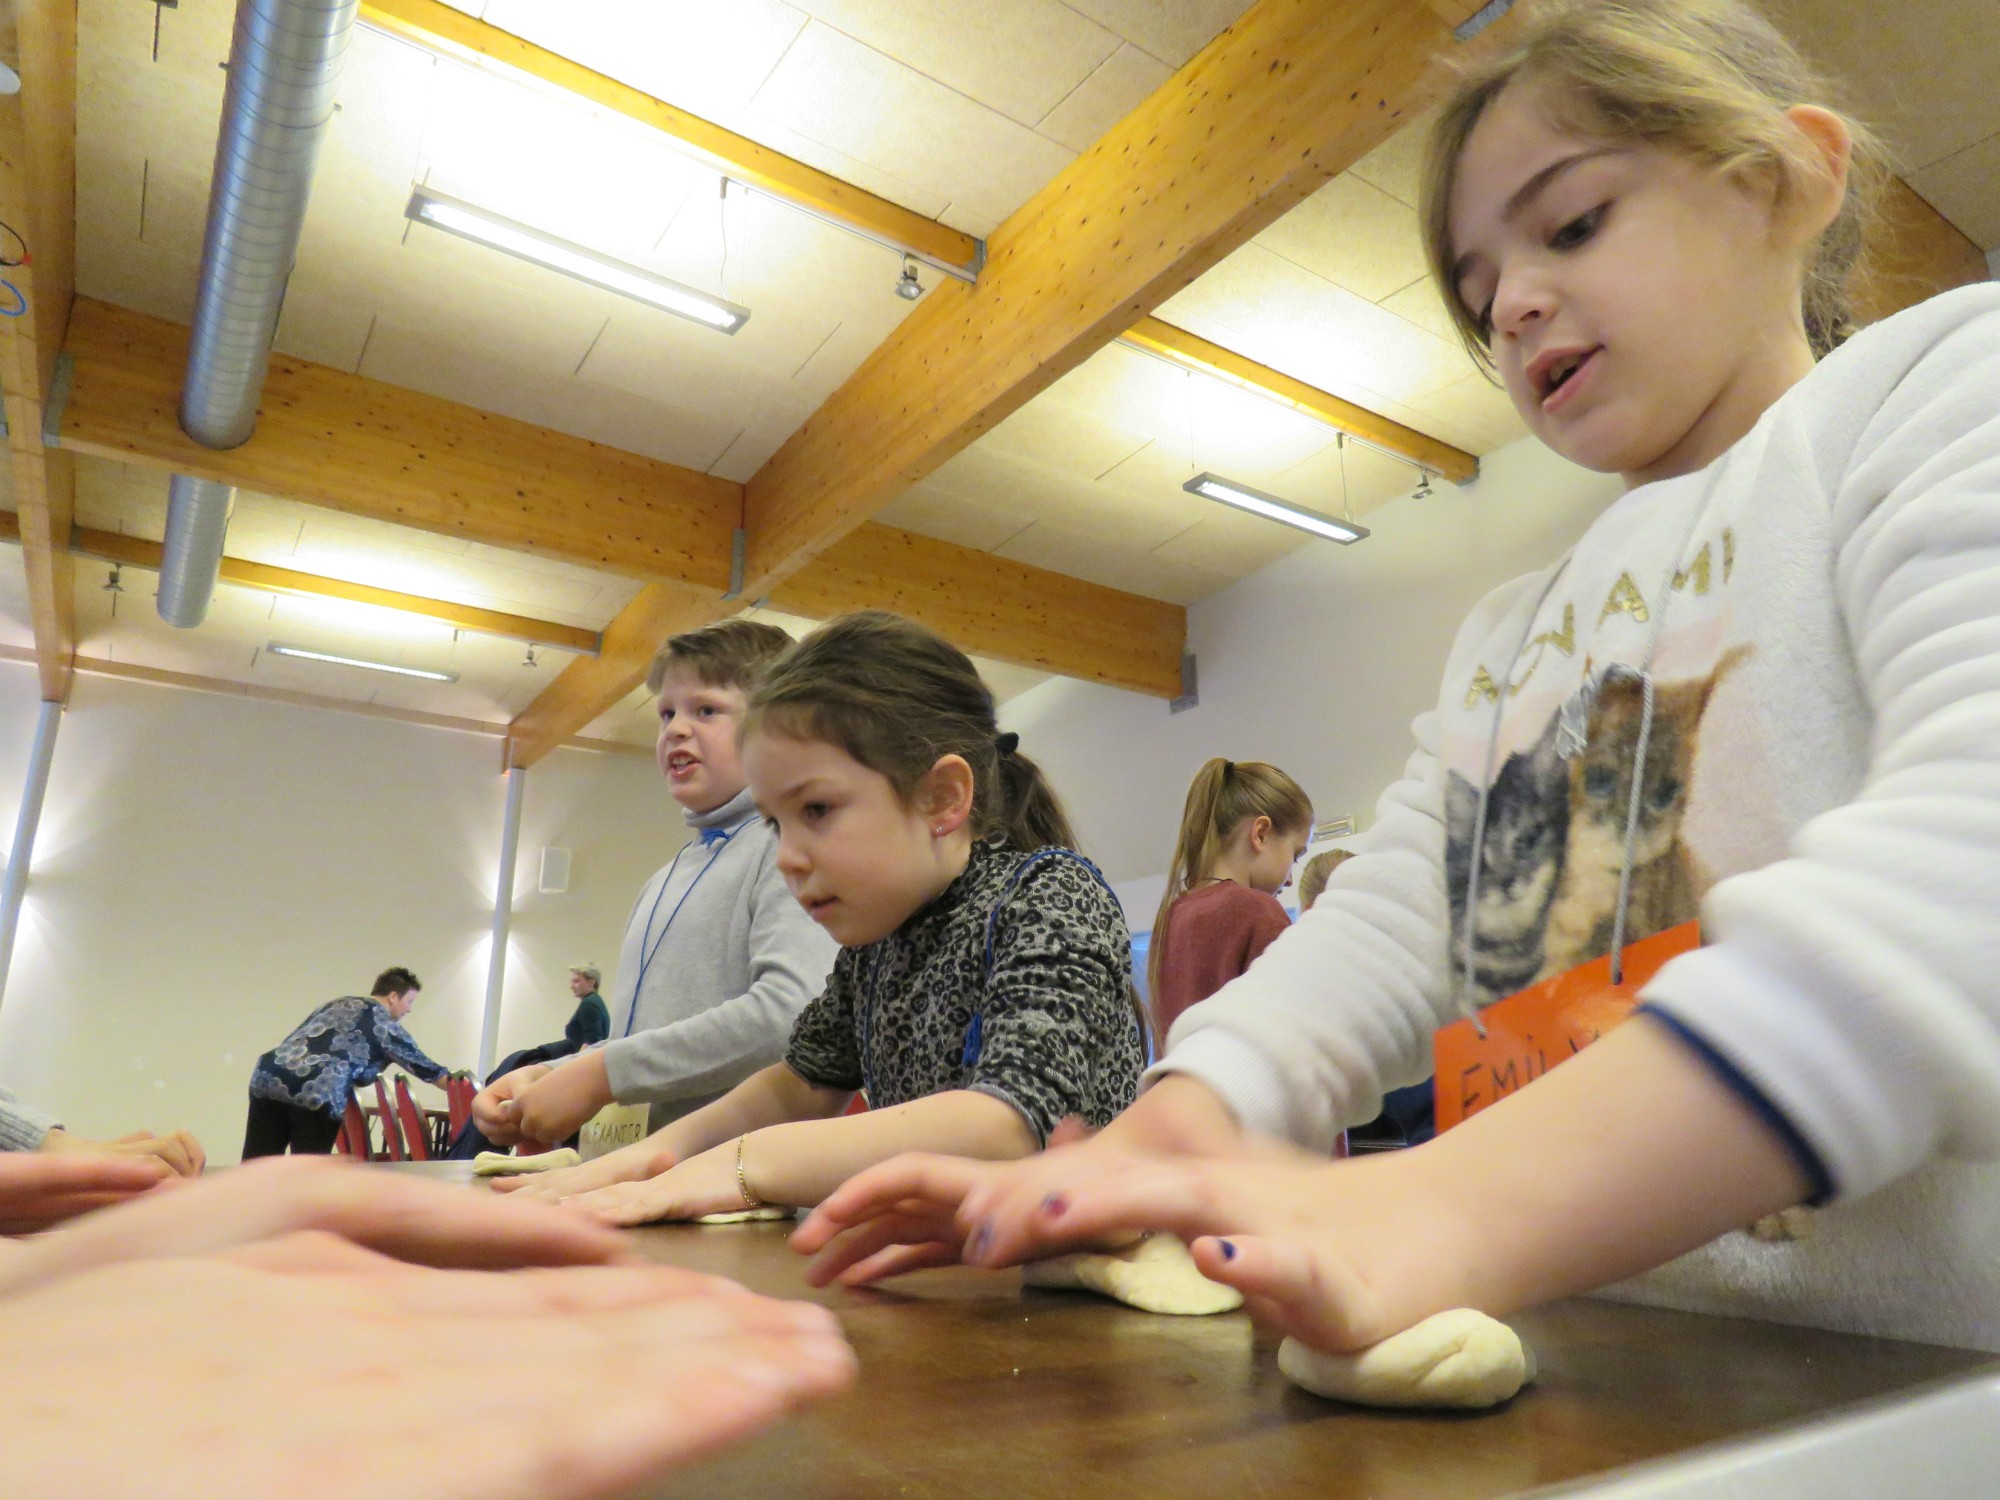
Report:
1760,0,2000,175
1910,134,2000,252
793,0,1120,128
872,487,1032,553
1160,244,1477,406
1348,107,1433,210
1251,172,1431,304
475,0,811,125
748,23,1077,229
1057,0,1246,67
1035,43,1175,154
994,520,1233,606
1146,506,1306,579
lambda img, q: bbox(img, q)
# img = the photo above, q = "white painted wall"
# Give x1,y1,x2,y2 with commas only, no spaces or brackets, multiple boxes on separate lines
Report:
1004,435,1622,910
0,667,684,1161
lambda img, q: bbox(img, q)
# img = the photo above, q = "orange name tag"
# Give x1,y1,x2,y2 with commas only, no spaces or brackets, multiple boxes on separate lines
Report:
1433,921,1700,1131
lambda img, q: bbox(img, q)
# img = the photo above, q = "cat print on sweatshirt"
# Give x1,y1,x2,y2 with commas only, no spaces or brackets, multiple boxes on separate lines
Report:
1536,648,1747,980
1444,713,1570,1007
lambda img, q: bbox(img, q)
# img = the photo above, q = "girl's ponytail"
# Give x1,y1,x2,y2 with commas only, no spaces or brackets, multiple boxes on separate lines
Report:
1147,758,1312,1011
995,739,1081,854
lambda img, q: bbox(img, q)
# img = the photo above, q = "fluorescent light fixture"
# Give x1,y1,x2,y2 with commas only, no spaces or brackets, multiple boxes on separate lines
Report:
405,188,750,333
1182,472,1369,544
265,643,459,682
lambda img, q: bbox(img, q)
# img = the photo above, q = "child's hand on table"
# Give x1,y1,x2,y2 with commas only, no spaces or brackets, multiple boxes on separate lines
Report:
0,1155,633,1296
561,1144,755,1227
798,1145,1414,1353
0,1244,855,1500
41,1126,207,1177
494,1135,676,1202
0,1152,175,1235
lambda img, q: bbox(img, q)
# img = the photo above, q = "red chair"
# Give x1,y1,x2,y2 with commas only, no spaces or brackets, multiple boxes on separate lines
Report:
335,1095,370,1157
373,1079,407,1162
392,1075,431,1162
444,1076,474,1140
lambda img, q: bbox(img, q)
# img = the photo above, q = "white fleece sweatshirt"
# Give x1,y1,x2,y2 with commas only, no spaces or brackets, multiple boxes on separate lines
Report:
1162,285,2000,1222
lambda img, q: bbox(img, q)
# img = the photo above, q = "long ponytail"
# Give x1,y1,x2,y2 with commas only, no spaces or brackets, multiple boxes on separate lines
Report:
1147,758,1313,1004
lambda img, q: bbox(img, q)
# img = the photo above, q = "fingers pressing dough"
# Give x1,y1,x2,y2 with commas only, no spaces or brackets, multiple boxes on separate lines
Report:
1022,1233,1244,1316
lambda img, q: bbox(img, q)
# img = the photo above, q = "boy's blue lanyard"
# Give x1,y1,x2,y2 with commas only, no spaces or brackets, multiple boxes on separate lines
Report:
620,817,756,1040
856,847,1129,1099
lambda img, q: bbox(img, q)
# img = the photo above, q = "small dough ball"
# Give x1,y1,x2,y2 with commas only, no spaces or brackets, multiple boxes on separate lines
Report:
472,1148,581,1176
692,1205,795,1224
1022,1234,1243,1315
1279,1308,1535,1410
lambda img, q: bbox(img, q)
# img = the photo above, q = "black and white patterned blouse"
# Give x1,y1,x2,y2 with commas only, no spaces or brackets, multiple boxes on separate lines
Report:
249,997,449,1119
784,838,1144,1144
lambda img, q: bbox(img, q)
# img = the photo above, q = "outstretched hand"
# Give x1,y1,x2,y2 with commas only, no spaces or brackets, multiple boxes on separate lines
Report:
792,1132,1415,1355
0,1251,855,1500
0,1152,175,1235
494,1132,675,1202
0,1156,633,1296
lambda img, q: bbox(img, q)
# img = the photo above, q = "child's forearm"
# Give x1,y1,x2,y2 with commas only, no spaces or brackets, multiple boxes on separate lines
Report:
658,1064,852,1162
1339,1014,1814,1331
742,1091,1037,1208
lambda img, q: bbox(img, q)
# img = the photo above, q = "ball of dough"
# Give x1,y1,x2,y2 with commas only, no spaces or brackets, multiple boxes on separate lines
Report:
1278,1308,1535,1410
472,1148,581,1176
1022,1233,1244,1315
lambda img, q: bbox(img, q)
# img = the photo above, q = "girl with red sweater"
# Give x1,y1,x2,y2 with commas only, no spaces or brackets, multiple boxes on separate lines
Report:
1147,759,1313,1044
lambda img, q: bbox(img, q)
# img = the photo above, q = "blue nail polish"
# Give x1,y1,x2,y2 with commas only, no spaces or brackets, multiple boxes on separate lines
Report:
970,1223,992,1259
1219,1239,1237,1261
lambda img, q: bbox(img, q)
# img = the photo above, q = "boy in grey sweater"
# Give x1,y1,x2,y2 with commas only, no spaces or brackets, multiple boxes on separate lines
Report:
474,621,837,1146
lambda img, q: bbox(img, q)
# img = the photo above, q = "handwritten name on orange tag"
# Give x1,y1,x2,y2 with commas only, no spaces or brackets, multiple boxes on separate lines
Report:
1433,921,1700,1131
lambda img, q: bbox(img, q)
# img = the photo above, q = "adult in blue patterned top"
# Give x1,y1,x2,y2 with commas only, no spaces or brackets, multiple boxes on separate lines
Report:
243,967,459,1159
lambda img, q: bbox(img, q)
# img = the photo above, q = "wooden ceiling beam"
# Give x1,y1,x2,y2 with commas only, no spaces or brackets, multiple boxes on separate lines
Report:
356,0,980,278
0,0,78,703
53,299,1188,761
1118,317,1479,484
737,0,1478,597
769,526,1183,700
53,519,599,655
56,297,742,591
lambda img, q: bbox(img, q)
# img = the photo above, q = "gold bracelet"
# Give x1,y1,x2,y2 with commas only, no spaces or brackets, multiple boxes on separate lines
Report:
734,1133,764,1209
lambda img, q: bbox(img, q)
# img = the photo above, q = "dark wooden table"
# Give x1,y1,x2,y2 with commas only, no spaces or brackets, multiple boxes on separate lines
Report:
399,1164,1995,1499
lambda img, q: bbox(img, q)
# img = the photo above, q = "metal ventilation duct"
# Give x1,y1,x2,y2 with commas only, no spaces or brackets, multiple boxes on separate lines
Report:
157,0,358,627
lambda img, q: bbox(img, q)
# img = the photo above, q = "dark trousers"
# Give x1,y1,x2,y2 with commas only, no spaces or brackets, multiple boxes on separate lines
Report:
242,1094,343,1158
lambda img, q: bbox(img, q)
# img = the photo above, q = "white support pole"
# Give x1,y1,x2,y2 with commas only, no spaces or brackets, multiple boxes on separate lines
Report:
478,766,526,1079
0,700,63,1011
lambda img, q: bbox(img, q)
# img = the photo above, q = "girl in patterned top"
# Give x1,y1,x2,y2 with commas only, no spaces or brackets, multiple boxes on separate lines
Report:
505,612,1144,1225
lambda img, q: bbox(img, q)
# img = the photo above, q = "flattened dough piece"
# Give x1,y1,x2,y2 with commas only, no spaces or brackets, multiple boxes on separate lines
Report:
1022,1233,1244,1315
472,1148,581,1176
1278,1308,1535,1410
693,1205,795,1224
